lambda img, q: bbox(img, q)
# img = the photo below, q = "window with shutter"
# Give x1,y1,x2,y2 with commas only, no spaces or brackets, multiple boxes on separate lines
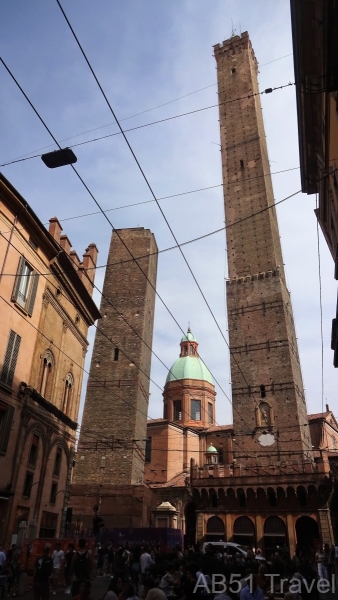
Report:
0,330,21,387
0,405,14,455
12,256,39,316
27,272,39,316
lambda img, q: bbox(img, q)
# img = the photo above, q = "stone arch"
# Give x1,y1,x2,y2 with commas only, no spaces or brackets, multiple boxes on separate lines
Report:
277,486,286,498
233,516,255,546
192,488,200,502
307,485,317,502
201,488,209,509
287,486,297,502
206,515,225,539
263,516,287,559
23,420,47,450
246,488,256,502
218,489,226,506
209,488,218,508
225,487,237,510
295,516,320,550
237,487,246,507
297,486,307,507
267,487,277,507
48,436,71,462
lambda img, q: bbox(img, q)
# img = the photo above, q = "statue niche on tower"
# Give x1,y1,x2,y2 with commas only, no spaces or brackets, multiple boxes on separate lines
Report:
255,401,273,429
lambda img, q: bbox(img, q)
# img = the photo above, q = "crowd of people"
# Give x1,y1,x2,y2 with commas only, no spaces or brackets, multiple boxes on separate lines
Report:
0,539,338,600
31,539,338,600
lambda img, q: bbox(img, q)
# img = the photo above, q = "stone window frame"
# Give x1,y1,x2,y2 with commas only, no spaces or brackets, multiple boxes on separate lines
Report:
62,372,74,416
12,255,39,316
39,349,54,399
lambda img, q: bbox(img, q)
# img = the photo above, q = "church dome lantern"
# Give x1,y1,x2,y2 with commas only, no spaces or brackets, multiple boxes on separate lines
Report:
205,444,218,465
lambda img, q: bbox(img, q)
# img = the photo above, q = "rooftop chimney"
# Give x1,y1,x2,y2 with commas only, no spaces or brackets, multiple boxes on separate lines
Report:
78,243,99,296
69,250,80,270
60,235,72,255
49,217,63,243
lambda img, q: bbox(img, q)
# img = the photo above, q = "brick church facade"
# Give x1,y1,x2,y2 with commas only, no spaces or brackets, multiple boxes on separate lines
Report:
69,33,338,556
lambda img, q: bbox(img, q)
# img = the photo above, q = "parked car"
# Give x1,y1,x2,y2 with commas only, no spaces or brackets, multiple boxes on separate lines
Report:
202,541,265,560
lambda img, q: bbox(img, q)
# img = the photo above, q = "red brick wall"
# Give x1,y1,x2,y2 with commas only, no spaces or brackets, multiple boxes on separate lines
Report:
73,228,157,486
215,33,312,462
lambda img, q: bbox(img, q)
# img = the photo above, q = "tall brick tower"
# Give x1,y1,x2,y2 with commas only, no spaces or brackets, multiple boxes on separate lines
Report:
214,33,312,462
73,228,158,486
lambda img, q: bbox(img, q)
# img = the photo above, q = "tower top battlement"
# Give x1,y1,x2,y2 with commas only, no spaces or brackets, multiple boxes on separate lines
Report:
213,32,257,71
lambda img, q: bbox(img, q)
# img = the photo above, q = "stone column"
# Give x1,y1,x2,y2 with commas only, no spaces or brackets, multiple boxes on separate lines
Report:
196,511,204,541
286,514,296,556
225,513,232,541
255,514,264,550
318,509,334,545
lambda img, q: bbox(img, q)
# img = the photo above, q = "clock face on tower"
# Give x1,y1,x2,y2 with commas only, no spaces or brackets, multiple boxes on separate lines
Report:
258,432,275,447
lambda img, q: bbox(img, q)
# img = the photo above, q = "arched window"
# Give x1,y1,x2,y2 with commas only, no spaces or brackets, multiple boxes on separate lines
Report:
40,350,54,398
233,516,254,536
62,373,74,415
206,516,225,535
264,516,286,535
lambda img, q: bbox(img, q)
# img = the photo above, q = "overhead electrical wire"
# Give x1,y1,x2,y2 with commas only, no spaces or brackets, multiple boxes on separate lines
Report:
0,223,260,453
0,81,295,170
0,38,328,467
0,187,303,279
1,50,334,452
0,165,301,242
0,47,323,455
55,0,290,421
2,234,329,468
0,51,293,167
0,53,278,434
0,216,287,476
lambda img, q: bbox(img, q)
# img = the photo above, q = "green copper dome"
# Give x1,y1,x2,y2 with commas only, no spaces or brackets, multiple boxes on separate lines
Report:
166,356,213,384
181,331,197,342
206,444,218,453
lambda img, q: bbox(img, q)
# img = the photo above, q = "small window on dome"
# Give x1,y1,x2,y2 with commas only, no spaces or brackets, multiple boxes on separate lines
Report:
190,345,193,355
208,403,213,424
191,399,201,421
174,401,182,421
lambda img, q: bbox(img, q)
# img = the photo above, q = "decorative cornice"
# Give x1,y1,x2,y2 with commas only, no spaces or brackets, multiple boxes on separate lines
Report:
25,387,77,431
227,268,280,285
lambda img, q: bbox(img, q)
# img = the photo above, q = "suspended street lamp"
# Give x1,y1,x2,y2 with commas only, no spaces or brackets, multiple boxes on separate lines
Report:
41,148,77,169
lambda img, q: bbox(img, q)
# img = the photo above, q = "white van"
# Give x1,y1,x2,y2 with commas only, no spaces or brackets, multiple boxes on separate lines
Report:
202,541,265,560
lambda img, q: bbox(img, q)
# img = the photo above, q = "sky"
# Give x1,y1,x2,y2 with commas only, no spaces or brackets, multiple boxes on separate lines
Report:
0,1,337,431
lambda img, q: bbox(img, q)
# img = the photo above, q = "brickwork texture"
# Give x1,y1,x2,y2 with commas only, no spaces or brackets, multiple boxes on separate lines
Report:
74,228,158,486
215,33,312,460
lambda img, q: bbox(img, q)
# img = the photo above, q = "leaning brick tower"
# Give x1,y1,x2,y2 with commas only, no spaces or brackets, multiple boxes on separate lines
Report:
214,33,312,462
73,228,158,486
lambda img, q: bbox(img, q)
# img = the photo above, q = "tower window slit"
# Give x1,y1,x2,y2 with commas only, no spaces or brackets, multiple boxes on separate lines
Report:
260,385,266,398
114,348,119,361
